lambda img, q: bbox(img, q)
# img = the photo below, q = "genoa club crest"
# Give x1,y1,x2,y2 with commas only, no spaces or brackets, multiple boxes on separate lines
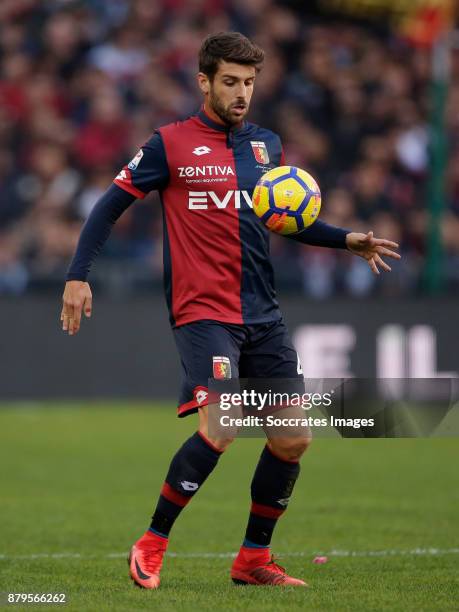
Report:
213,356,231,379
250,141,270,165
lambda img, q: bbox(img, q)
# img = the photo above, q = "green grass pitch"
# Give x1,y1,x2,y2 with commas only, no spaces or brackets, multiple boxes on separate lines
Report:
0,403,458,611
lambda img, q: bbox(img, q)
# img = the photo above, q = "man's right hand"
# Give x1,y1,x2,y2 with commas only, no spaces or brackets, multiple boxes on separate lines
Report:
61,281,92,336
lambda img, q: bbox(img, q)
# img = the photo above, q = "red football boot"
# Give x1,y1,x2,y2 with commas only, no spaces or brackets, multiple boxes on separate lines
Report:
231,546,307,587
128,531,168,589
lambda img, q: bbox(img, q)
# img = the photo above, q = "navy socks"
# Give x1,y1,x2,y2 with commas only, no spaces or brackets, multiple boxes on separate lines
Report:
149,437,300,548
243,445,300,548
150,432,222,537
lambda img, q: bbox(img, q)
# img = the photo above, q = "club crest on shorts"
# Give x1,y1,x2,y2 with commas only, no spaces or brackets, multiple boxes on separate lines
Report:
250,141,270,165
213,356,231,379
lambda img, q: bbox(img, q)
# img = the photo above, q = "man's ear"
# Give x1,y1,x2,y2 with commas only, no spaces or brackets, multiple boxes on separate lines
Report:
197,72,210,95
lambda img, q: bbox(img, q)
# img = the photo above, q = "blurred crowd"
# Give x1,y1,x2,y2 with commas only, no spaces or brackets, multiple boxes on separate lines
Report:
1,0,459,297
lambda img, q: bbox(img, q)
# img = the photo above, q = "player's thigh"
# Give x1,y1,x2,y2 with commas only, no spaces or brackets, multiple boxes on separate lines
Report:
239,318,302,379
241,319,310,459
173,320,243,419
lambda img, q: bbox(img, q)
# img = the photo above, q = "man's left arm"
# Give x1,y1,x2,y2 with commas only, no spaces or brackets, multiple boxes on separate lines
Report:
274,142,400,273
287,220,401,275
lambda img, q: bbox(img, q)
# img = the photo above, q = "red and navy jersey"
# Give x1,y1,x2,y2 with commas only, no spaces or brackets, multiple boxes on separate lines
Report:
114,109,284,327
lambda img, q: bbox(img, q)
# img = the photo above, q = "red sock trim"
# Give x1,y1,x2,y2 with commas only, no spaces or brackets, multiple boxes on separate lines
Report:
197,430,224,454
160,482,190,507
266,444,299,464
251,502,285,519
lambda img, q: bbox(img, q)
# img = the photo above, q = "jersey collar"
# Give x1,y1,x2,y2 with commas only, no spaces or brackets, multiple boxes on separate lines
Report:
197,108,247,133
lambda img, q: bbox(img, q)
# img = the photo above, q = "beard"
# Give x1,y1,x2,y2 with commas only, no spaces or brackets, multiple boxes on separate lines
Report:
209,88,247,126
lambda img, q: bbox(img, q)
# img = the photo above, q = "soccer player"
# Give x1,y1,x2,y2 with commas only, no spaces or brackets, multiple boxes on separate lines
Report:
61,32,400,588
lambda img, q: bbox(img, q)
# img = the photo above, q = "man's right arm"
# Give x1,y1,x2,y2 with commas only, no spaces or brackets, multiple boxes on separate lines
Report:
66,184,136,283
61,185,136,335
61,131,170,335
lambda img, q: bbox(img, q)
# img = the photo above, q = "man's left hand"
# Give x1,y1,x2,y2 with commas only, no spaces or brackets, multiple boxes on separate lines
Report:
345,231,401,275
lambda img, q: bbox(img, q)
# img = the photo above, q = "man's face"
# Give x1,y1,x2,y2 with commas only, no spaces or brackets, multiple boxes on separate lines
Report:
199,61,256,126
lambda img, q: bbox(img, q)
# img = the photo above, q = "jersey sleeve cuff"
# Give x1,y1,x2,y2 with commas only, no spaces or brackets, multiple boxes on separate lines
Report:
291,224,350,249
113,179,146,199
325,228,349,249
331,228,350,249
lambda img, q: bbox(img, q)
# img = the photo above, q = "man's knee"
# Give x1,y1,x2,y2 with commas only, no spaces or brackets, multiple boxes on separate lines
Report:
268,435,312,462
199,404,236,452
199,406,234,452
211,436,235,452
199,428,235,452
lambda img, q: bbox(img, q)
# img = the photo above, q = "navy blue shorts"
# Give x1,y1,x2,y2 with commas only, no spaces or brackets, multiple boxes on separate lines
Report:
173,318,302,417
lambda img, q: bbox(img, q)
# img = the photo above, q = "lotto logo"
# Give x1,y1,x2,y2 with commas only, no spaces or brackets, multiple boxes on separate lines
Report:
181,481,199,491
195,389,208,405
193,146,212,156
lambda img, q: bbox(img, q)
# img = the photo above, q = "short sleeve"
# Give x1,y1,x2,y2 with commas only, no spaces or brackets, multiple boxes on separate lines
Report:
113,131,170,199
